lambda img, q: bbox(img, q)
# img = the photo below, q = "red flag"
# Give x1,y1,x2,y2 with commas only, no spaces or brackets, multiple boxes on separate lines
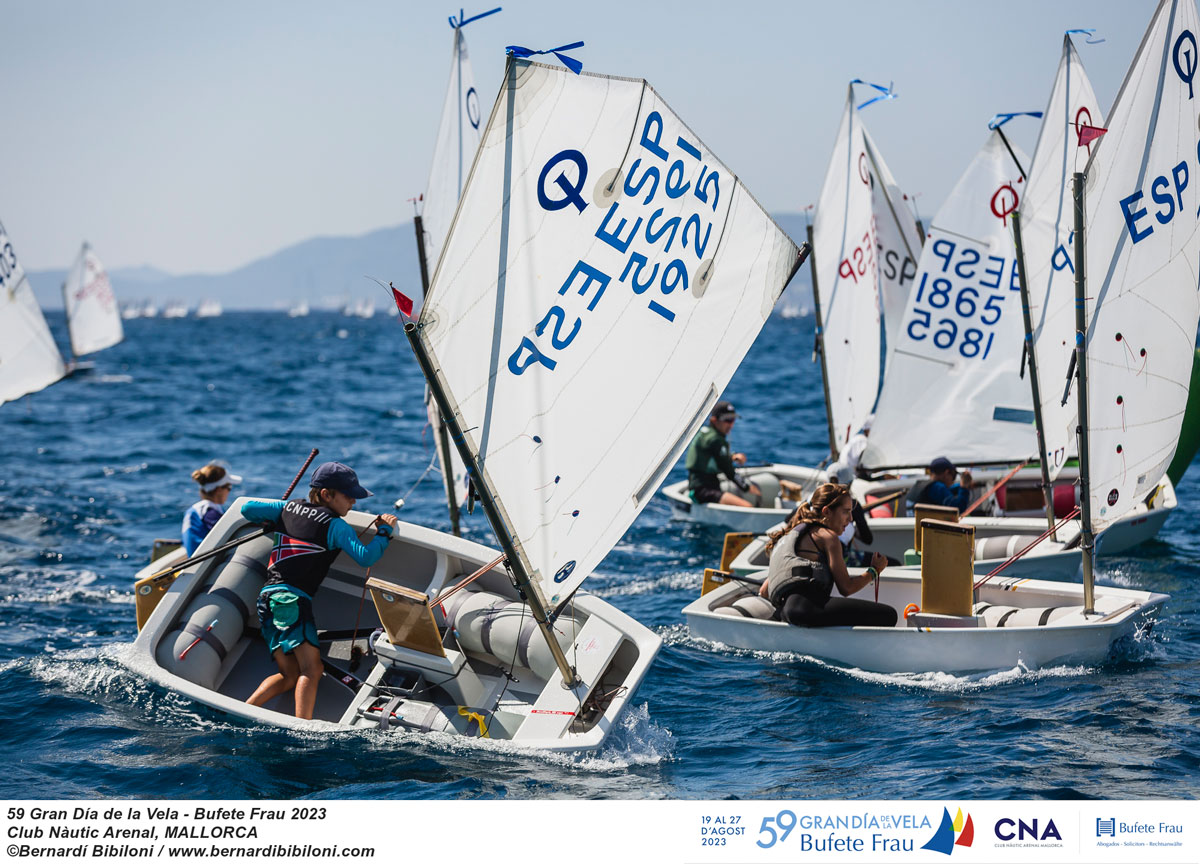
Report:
1077,123,1108,148
390,285,414,317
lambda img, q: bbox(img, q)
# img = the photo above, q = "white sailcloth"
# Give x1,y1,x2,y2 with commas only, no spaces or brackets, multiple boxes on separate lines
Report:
1081,0,1200,531
417,58,802,608
0,221,66,405
864,131,1036,469
864,126,923,374
421,24,486,300
421,21,487,514
812,94,882,451
1019,35,1104,480
63,243,123,357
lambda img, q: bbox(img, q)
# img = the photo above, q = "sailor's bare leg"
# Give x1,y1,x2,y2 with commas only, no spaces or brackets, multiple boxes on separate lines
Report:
292,642,324,720
246,649,300,707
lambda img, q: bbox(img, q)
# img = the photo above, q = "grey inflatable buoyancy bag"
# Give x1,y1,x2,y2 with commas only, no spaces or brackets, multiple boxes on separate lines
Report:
155,533,274,688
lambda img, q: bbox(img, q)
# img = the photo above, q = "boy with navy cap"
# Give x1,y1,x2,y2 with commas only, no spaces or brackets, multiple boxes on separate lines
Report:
239,462,397,719
915,456,975,512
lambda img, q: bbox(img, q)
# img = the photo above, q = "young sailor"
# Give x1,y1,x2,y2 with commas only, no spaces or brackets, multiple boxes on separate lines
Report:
181,461,242,555
685,400,760,507
240,461,398,720
761,483,896,628
912,456,975,513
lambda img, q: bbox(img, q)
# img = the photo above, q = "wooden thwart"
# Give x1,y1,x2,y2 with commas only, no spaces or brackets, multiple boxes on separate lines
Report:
367,577,445,657
920,519,976,616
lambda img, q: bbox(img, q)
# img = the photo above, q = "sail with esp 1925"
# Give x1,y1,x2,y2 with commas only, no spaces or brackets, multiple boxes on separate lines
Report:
413,57,804,610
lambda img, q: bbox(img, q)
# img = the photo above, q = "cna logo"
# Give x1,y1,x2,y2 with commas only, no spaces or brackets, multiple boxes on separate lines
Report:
994,817,1062,843
922,807,974,855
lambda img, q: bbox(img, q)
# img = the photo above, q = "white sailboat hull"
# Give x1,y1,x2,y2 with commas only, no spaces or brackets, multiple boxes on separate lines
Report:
127,501,660,752
663,463,1176,563
683,573,1165,674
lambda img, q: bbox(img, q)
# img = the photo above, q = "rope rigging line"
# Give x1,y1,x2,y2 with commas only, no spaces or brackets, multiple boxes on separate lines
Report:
973,506,1081,590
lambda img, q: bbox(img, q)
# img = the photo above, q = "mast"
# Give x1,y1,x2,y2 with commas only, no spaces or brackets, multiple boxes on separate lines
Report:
61,269,74,365
406,322,578,687
1071,171,1095,614
806,222,839,460
1011,211,1058,538
413,212,461,536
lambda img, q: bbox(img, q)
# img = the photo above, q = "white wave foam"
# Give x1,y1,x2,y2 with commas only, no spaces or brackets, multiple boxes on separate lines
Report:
589,570,698,598
668,624,1111,691
102,462,150,476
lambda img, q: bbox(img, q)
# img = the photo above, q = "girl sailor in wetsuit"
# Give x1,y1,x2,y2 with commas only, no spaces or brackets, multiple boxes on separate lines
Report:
240,462,398,720
760,483,897,628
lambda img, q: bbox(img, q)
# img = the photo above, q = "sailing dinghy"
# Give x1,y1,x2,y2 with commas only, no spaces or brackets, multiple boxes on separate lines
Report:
62,242,123,371
0,220,67,405
130,50,804,748
686,0,1199,672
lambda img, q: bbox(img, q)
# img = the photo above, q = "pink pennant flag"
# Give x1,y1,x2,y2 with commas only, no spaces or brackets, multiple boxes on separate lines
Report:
1077,124,1108,148
390,285,414,317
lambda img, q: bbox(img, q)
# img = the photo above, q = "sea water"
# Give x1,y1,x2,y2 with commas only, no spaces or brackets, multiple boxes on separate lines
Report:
1,311,1196,799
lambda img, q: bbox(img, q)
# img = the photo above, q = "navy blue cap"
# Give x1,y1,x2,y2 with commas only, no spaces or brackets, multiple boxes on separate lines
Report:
309,462,373,499
929,456,956,474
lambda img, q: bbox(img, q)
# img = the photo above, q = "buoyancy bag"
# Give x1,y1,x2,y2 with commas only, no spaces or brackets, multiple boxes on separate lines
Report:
156,533,274,688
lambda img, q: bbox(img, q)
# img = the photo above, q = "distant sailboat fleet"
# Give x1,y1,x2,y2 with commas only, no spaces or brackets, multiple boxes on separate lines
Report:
1,231,124,405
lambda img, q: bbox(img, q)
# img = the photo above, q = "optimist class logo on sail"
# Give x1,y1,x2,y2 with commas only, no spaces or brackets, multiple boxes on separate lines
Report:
1119,29,1200,246
507,110,723,377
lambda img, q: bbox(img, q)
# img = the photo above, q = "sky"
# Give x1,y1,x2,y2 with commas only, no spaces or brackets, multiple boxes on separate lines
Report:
1,0,1159,275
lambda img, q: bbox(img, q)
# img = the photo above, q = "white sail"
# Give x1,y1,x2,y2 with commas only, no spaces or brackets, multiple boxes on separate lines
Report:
812,93,882,451
420,21,488,517
63,243,123,357
421,25,486,302
1020,36,1104,480
417,58,802,608
864,131,1035,469
0,221,66,405
1081,0,1200,531
864,126,923,374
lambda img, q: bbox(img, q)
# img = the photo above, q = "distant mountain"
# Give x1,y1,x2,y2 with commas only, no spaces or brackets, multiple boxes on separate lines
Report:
28,214,813,311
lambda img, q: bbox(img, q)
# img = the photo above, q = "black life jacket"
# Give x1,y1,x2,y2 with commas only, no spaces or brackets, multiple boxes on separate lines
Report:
263,499,342,597
765,522,834,607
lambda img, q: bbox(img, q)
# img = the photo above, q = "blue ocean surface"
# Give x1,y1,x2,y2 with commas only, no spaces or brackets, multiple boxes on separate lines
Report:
1,311,1197,800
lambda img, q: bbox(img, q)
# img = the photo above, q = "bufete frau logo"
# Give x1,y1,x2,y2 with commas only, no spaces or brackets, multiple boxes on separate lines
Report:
922,807,974,855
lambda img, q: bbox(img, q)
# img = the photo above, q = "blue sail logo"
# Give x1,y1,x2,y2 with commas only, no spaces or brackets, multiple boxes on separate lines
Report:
922,807,975,856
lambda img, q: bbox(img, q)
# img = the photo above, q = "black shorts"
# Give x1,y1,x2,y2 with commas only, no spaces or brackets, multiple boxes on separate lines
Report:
691,487,723,504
